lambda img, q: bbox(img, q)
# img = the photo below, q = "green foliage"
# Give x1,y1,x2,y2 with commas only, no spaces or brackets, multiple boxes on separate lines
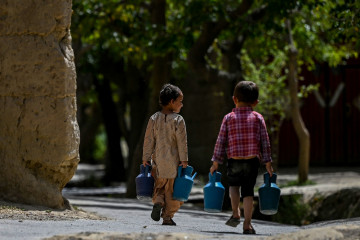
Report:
298,83,320,99
94,125,107,162
280,179,316,188
72,0,152,68
205,40,226,71
291,0,359,69
238,0,358,136
272,194,311,226
240,49,289,134
72,0,359,169
72,0,358,104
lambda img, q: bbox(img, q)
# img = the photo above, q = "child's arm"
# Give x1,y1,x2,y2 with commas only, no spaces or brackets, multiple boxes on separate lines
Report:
265,162,273,177
259,117,272,162
259,116,273,176
179,161,188,168
210,161,219,175
210,115,228,174
175,117,188,165
142,160,151,166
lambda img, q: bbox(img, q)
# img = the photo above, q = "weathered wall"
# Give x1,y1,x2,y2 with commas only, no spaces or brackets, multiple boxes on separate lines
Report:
0,0,79,208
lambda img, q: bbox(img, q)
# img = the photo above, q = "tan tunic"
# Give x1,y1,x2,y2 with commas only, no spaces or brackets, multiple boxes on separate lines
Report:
142,112,188,178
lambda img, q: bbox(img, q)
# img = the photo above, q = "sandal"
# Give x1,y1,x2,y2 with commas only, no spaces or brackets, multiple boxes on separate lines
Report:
151,203,162,221
162,218,176,226
225,216,241,227
243,225,256,234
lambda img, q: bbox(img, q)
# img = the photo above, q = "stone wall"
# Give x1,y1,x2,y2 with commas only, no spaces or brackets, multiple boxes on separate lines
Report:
0,0,79,209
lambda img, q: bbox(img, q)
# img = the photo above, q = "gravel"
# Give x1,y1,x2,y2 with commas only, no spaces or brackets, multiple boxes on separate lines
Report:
0,200,107,221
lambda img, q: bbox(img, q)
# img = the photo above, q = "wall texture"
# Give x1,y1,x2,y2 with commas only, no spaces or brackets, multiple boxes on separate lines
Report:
0,0,79,209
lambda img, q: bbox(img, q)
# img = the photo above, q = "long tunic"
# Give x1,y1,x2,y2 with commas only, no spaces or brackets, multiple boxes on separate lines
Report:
142,112,188,178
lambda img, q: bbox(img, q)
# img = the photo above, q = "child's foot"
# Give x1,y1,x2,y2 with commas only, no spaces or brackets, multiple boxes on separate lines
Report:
151,203,162,221
162,218,176,226
225,216,241,227
243,224,256,234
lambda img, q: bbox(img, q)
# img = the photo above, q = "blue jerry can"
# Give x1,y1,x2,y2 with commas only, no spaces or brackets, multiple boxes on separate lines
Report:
135,164,154,201
203,171,225,213
258,172,281,215
173,166,197,201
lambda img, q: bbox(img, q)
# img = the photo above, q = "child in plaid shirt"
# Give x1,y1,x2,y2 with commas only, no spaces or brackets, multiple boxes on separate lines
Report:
210,81,273,235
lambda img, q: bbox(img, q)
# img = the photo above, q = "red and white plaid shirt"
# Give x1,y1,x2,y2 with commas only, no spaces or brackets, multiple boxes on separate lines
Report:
211,107,272,164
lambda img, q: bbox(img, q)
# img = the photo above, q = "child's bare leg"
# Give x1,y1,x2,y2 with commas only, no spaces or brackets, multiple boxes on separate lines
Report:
229,186,241,218
243,196,254,229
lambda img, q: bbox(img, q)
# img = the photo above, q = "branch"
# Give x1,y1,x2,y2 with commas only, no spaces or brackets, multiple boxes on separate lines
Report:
286,19,293,44
188,0,254,73
228,0,254,19
245,4,267,24
286,18,310,183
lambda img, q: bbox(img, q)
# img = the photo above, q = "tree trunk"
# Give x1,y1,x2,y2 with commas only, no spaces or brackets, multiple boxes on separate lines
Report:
286,19,310,183
123,63,148,173
126,0,171,197
78,104,102,164
0,0,79,208
94,76,126,182
182,1,254,175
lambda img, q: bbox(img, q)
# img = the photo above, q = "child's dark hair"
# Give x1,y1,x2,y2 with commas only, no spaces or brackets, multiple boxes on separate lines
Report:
159,84,182,106
233,81,259,103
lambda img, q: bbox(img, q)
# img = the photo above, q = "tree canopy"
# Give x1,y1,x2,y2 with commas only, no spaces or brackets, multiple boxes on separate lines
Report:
71,0,359,188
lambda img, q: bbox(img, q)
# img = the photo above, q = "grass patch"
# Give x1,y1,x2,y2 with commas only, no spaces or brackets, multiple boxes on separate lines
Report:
280,179,316,188
0,205,25,211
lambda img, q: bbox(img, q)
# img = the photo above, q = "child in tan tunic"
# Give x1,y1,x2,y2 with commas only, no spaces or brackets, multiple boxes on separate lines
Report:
142,84,188,226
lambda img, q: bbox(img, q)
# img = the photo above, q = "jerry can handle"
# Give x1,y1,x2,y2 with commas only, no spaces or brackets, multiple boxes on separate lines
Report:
145,164,151,176
209,171,217,185
264,172,271,187
177,166,183,178
270,173,277,183
264,172,277,187
140,164,144,174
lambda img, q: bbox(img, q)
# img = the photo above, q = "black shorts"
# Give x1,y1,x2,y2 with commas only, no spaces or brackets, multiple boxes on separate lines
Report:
227,158,260,198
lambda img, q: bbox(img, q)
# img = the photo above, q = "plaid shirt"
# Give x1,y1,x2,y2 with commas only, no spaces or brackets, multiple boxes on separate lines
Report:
211,107,272,164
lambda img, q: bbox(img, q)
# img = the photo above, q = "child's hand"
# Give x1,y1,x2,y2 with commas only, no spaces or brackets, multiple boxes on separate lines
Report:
143,160,151,167
210,161,219,175
265,162,273,177
179,161,188,168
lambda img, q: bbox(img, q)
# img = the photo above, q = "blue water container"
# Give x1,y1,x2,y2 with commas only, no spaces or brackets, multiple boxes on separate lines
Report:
135,164,154,201
258,172,281,215
203,171,225,213
173,166,197,201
